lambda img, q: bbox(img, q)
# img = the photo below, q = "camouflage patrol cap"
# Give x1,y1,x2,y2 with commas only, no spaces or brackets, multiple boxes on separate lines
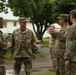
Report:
57,14,69,20
18,17,28,22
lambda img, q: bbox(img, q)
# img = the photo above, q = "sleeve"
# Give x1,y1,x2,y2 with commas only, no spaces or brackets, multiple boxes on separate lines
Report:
64,27,75,60
0,37,7,49
31,32,37,54
8,32,15,55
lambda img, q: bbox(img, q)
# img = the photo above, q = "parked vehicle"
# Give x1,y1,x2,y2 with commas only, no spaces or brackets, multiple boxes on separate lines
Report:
35,40,42,50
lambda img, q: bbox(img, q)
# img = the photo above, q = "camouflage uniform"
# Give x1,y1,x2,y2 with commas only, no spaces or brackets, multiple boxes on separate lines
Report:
0,17,8,75
0,30,7,75
64,23,76,75
54,14,69,75
10,28,36,75
55,26,69,75
49,34,57,70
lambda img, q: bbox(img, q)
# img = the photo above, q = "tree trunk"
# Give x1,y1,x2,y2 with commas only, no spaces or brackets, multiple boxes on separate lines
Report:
36,33,43,42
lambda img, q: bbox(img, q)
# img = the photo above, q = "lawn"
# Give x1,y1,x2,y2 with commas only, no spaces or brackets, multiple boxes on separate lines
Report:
33,72,55,75
42,37,50,48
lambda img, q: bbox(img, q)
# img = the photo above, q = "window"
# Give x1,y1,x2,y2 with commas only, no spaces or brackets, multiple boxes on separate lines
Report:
13,21,17,26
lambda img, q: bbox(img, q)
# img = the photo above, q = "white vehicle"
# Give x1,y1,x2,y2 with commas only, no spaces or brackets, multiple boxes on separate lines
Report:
35,40,42,50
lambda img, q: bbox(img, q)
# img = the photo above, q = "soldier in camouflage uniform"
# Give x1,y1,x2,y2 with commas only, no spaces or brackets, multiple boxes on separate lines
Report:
64,9,76,75
47,25,57,71
9,17,37,75
55,14,69,75
48,14,69,75
0,17,8,75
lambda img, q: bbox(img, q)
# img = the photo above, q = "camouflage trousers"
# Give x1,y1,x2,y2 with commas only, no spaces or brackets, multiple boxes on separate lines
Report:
13,57,32,75
0,58,6,75
0,66,6,75
55,49,65,75
56,57,65,75
50,48,57,66
65,61,76,75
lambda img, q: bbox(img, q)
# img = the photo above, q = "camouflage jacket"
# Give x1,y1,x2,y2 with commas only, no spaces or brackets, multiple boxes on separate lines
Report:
55,26,69,49
49,34,56,49
64,23,76,62
54,25,69,57
0,30,7,58
10,28,37,58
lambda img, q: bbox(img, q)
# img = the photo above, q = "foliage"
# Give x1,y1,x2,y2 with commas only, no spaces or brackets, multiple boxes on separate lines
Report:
53,0,76,24
0,0,8,13
54,0,76,14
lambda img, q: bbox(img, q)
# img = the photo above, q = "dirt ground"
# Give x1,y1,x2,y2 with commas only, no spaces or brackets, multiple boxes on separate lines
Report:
5,48,53,75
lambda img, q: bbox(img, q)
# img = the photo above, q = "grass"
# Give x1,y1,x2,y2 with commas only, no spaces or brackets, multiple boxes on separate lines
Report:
42,37,50,48
5,52,10,61
33,72,55,75
36,53,45,58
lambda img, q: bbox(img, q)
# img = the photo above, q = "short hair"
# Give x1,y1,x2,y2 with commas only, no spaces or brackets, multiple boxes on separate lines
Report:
69,9,76,18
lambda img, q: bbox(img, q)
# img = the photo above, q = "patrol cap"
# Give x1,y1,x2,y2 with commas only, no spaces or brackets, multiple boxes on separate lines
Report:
57,14,69,20
18,17,29,22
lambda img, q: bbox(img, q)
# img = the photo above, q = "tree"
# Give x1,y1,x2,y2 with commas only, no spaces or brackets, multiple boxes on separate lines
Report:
54,0,76,14
0,0,8,13
8,0,54,41
53,0,76,24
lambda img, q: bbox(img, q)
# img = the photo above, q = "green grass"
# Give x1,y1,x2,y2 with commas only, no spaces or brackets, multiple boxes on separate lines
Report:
5,52,10,61
37,54,45,58
42,38,50,48
33,72,55,75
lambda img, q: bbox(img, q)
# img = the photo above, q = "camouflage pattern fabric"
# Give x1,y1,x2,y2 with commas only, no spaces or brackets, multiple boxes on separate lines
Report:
0,66,6,75
54,25,69,75
49,34,57,67
10,28,36,58
13,57,32,75
0,30,6,75
65,23,76,75
65,62,76,75
10,28,36,75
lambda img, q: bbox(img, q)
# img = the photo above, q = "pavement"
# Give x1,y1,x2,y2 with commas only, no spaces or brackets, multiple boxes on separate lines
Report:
5,48,53,75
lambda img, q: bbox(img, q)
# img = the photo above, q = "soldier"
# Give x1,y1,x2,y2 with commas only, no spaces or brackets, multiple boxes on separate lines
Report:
64,9,76,75
0,17,9,75
48,14,69,75
47,25,57,71
9,17,37,75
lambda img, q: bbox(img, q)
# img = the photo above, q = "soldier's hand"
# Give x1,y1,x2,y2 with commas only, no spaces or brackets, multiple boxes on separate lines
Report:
33,54,36,59
47,27,57,34
65,60,70,68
